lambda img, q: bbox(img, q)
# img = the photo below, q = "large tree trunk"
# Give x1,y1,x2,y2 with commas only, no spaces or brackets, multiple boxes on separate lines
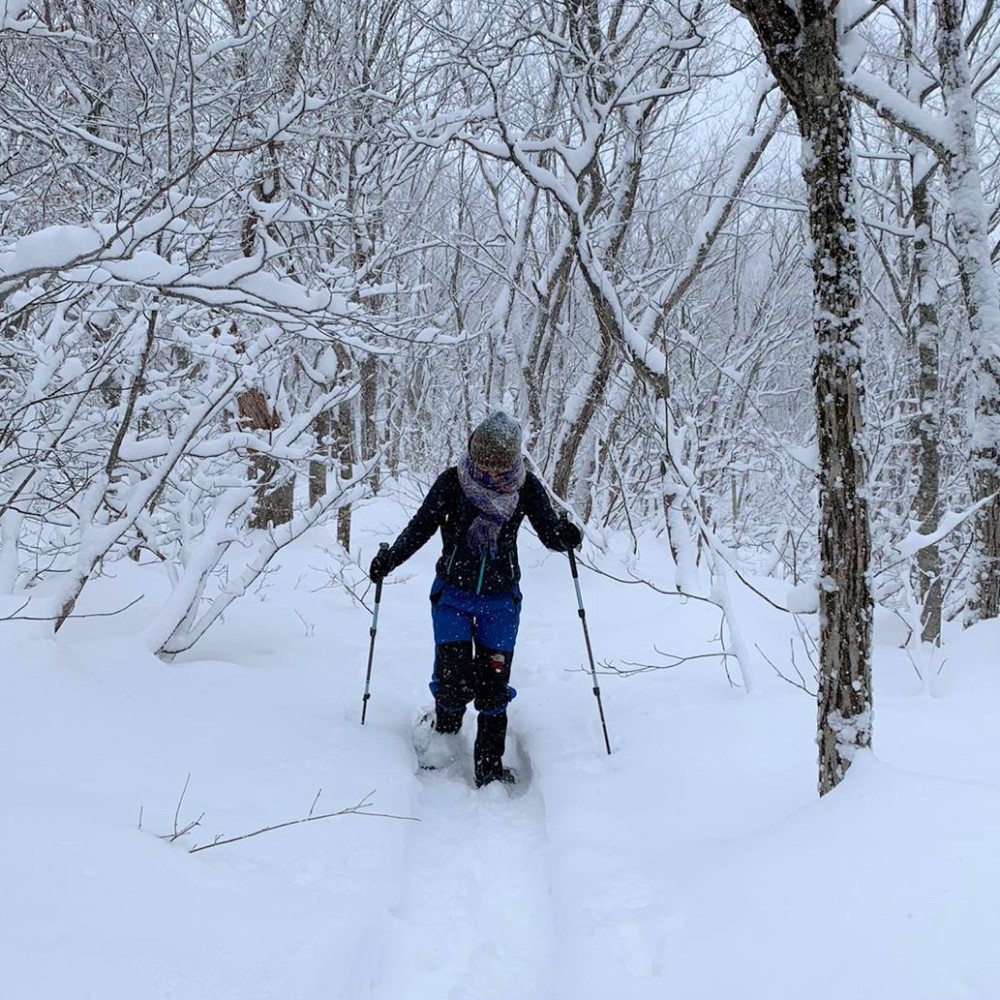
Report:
738,0,873,794
934,0,1000,622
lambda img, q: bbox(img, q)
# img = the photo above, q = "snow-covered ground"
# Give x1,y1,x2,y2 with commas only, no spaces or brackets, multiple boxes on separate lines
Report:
3,486,999,1000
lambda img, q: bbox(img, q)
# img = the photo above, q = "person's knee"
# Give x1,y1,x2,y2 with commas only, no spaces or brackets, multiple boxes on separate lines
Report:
473,647,516,714
475,646,513,676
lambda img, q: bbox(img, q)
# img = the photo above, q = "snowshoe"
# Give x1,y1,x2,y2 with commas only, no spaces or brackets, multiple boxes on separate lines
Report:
413,712,462,772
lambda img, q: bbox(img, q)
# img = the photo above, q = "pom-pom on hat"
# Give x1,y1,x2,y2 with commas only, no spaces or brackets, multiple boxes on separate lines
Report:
469,411,522,471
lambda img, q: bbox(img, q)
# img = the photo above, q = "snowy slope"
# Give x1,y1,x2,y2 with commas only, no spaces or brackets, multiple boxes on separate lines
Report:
2,488,998,1000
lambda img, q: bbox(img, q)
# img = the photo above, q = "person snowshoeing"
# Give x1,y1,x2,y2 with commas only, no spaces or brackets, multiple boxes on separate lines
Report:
368,410,582,787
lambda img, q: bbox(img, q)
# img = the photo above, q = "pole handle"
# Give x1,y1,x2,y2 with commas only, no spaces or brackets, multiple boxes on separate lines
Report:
373,541,389,603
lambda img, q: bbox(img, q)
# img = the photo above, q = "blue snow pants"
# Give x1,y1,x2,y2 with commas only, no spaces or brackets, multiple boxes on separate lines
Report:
428,577,520,725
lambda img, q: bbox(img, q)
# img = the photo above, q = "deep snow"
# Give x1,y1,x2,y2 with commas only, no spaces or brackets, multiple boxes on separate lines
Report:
2,486,998,1000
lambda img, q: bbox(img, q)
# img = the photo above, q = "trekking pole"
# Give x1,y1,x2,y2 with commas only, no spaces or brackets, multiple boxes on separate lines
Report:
567,546,612,755
360,542,389,725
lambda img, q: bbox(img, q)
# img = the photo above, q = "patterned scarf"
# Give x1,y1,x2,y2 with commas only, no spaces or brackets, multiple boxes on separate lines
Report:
457,452,526,557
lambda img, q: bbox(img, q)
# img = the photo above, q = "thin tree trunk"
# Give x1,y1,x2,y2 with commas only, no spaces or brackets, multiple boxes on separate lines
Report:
911,170,943,644
335,396,355,551
905,0,943,645
551,311,615,500
360,354,378,470
309,409,331,507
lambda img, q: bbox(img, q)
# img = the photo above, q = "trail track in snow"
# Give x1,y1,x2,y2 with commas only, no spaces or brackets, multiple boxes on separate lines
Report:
346,726,555,1000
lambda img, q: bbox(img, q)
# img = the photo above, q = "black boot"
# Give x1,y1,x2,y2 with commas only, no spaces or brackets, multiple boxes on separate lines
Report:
474,711,515,787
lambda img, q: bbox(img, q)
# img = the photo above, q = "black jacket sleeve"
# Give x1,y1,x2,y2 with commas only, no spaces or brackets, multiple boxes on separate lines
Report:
385,470,453,570
522,472,565,551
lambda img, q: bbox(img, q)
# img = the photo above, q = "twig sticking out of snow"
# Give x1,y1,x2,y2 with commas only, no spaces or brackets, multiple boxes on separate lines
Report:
187,792,418,853
166,773,203,842
146,777,418,855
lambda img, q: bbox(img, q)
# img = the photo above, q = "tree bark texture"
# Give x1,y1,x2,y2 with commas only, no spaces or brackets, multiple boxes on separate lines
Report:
934,0,1000,622
309,409,331,507
335,395,356,551
738,0,873,794
910,161,943,645
237,388,294,530
903,0,943,646
551,297,616,501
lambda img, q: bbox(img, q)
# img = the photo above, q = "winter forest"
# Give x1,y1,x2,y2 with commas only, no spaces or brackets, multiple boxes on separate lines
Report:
3,1,1000,998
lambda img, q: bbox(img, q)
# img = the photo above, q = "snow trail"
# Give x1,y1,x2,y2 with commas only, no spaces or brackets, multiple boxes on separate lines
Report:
347,727,556,1000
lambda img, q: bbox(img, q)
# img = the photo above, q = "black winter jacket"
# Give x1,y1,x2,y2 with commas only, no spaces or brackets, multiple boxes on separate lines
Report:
384,467,565,595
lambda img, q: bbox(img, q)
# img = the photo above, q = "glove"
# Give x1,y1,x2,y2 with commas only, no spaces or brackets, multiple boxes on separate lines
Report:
556,519,583,552
369,547,393,583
